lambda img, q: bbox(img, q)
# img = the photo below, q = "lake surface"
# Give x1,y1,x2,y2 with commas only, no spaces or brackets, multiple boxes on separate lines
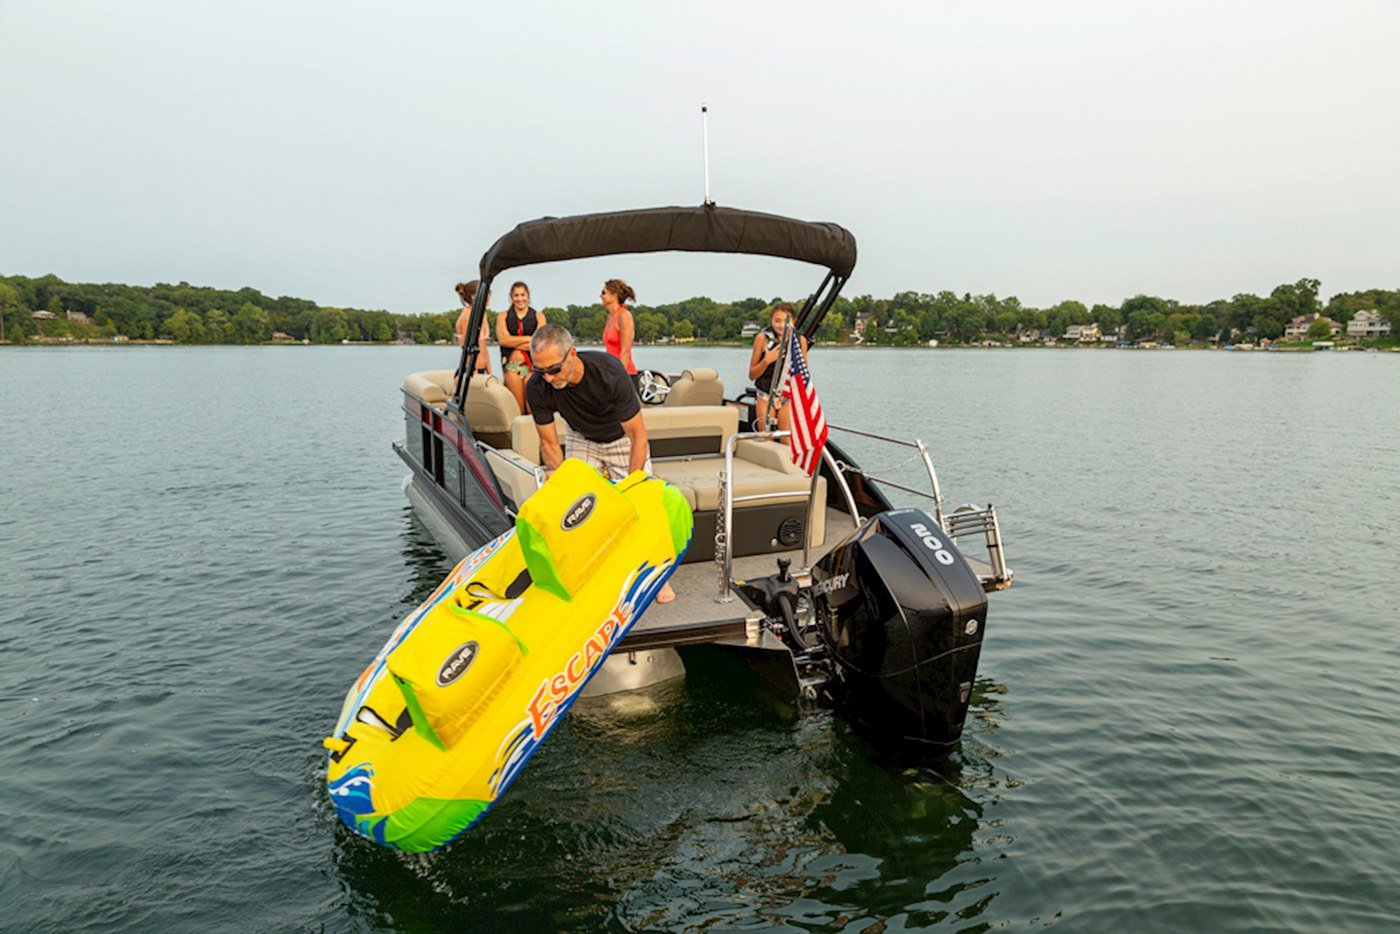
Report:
2,345,1396,931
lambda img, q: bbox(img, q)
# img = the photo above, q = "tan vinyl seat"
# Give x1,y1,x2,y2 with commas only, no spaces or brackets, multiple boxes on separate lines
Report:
510,412,570,465
508,406,737,464
497,407,821,544
463,374,520,448
651,443,826,546
484,447,542,511
663,368,725,407
645,405,738,457
402,370,455,408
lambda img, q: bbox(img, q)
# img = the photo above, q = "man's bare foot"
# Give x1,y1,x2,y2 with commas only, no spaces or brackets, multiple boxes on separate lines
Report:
657,582,677,604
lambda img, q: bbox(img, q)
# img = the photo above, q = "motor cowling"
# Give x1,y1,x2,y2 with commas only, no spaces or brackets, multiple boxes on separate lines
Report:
813,508,989,748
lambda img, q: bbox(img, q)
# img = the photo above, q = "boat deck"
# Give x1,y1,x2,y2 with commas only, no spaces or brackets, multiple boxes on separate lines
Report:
616,507,1003,652
616,507,859,651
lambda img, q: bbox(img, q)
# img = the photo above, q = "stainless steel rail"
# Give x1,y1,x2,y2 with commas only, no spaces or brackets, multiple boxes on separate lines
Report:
715,430,863,603
803,445,863,570
827,423,945,530
825,423,1009,590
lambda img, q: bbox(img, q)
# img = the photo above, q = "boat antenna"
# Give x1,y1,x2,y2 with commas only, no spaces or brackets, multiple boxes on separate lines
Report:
701,103,714,206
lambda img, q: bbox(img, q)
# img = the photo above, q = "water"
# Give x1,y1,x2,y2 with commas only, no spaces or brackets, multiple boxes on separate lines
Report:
2,345,1397,931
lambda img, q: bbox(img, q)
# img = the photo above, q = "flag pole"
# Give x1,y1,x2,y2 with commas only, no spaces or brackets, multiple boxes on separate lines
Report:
701,104,713,206
767,321,792,432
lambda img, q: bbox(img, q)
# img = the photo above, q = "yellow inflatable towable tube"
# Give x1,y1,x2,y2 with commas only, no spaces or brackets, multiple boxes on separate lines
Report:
325,459,693,852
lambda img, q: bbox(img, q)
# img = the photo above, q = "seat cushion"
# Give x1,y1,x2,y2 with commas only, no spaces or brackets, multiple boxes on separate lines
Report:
645,405,738,457
652,455,823,511
465,374,521,435
664,368,724,406
511,413,570,465
484,448,541,511
403,370,454,406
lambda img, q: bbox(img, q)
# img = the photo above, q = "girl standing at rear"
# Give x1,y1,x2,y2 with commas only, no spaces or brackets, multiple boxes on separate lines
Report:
454,280,492,376
601,279,639,390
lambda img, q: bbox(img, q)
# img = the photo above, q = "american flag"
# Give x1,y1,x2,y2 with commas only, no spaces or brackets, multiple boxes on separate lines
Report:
779,328,828,476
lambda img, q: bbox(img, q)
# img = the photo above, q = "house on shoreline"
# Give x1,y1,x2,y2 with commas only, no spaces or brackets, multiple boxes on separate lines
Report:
1346,310,1390,339
1283,313,1340,340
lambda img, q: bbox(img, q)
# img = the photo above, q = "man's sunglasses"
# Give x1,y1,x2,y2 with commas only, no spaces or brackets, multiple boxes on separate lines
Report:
532,359,567,377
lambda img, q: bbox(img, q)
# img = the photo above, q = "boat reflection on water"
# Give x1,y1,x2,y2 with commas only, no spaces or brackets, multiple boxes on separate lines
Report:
333,528,1014,928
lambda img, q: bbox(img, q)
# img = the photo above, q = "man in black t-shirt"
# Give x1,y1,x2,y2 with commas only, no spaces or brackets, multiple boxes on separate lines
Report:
526,324,652,482
526,324,676,603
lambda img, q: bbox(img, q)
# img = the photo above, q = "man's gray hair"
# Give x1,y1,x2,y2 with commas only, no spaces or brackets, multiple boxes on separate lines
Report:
531,323,575,358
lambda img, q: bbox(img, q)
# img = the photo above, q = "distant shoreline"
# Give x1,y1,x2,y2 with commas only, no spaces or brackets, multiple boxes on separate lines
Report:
4,339,1397,353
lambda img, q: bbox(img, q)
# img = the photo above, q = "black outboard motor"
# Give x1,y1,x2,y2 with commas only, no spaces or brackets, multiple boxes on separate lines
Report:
813,508,989,748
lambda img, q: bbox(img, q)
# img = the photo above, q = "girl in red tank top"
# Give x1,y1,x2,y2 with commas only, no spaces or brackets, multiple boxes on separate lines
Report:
601,278,638,376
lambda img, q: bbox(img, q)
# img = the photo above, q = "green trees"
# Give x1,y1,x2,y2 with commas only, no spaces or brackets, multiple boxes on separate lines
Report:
4,272,1398,349
166,308,207,343
204,308,233,343
1253,315,1284,341
1306,319,1333,340
231,303,271,344
1271,278,1321,322
308,307,349,343
1122,295,1172,340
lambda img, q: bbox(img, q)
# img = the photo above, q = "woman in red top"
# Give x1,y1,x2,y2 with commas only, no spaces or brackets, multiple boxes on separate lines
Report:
601,279,638,390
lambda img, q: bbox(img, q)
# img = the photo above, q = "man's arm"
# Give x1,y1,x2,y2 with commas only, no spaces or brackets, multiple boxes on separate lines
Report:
536,420,564,474
621,412,649,475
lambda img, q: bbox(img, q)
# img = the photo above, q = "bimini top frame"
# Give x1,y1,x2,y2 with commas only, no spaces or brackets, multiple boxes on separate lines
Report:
451,203,857,409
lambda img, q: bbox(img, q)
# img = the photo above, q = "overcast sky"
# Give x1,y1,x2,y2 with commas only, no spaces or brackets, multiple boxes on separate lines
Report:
2,1,1397,314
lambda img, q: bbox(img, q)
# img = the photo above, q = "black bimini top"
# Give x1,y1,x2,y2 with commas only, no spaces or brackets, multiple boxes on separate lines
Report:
478,204,857,281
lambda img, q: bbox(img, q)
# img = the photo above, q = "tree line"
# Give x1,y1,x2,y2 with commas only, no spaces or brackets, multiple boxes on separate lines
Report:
2,273,1396,347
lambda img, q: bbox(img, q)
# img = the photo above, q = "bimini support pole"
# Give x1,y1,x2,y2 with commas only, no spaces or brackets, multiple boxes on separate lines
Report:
451,276,493,411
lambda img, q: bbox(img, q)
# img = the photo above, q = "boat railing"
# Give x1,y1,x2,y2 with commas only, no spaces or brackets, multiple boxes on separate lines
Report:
715,430,863,603
826,423,1012,591
712,423,1011,598
825,424,945,529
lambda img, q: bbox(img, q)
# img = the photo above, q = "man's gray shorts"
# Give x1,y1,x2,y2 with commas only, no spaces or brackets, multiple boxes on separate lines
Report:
563,429,652,482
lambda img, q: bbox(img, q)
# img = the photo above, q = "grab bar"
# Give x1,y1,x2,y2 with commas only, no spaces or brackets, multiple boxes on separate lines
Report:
716,431,863,603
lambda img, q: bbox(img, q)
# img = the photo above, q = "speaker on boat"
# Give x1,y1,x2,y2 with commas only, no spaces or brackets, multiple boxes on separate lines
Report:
813,509,989,748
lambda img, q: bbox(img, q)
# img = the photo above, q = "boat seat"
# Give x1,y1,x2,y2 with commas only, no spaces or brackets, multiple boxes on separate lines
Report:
662,368,724,407
484,447,542,512
650,442,826,546
510,412,571,465
646,404,738,457
498,408,821,545
464,374,520,448
402,370,456,409
507,406,737,466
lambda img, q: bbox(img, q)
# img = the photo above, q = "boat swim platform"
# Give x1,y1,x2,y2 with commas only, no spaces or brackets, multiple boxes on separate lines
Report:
616,508,858,653
617,506,1002,653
